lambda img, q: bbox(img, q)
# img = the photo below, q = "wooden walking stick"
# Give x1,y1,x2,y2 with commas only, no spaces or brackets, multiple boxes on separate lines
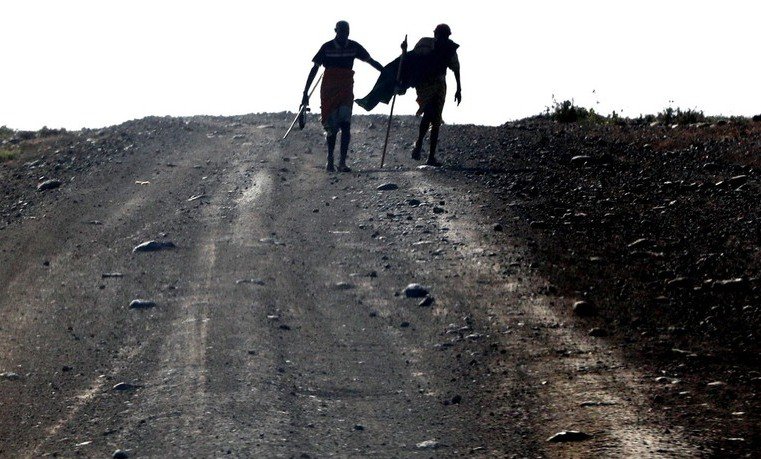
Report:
282,72,323,141
380,35,407,168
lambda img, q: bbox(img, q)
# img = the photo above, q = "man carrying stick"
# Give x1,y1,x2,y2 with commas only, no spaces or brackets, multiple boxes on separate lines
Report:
302,20,384,172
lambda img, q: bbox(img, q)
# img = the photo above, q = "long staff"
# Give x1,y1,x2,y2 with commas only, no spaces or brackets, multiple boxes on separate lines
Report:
380,35,407,167
282,72,323,140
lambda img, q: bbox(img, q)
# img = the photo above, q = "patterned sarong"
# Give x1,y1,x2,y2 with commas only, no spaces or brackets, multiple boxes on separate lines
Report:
321,68,355,132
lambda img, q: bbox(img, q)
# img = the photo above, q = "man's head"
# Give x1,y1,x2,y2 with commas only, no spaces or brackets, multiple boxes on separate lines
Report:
434,24,451,39
335,20,350,45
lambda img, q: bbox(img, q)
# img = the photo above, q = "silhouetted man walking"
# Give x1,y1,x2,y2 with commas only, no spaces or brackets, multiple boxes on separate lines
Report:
410,24,461,167
302,20,384,172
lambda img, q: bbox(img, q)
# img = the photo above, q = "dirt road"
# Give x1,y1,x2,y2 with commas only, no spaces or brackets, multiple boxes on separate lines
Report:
0,114,704,457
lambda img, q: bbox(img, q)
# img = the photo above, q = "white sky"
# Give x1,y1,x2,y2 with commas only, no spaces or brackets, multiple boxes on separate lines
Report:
2,0,759,130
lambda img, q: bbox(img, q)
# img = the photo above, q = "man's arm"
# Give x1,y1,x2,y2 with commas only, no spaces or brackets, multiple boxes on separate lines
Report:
365,56,383,72
449,53,462,105
302,63,320,106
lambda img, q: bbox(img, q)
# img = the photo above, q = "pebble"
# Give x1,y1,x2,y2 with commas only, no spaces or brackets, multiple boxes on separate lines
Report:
132,240,175,253
572,300,596,317
416,440,441,450
129,299,156,309
432,207,446,214
36,179,62,191
1,371,21,381
627,238,651,249
493,223,503,232
236,278,265,285
580,401,617,407
570,155,593,165
529,220,546,229
404,283,429,298
666,277,691,289
547,431,592,442
102,273,124,278
418,296,435,307
334,282,353,290
112,382,137,391
588,328,608,337
113,450,129,459
376,183,398,191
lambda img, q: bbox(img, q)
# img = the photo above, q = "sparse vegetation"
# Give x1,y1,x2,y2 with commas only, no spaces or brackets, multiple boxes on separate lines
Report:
545,98,606,124
656,107,705,125
0,150,16,162
0,126,13,141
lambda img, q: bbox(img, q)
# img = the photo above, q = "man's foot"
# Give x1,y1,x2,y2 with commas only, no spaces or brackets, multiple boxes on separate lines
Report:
425,157,442,167
337,164,352,172
326,162,335,172
411,144,422,161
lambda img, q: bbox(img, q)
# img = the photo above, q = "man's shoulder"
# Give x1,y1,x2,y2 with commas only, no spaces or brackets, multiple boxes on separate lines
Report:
347,39,366,49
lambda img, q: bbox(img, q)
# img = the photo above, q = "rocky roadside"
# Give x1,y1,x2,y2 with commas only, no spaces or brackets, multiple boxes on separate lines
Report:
436,116,760,456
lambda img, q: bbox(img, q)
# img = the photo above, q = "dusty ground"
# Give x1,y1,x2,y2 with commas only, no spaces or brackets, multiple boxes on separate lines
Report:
0,113,757,457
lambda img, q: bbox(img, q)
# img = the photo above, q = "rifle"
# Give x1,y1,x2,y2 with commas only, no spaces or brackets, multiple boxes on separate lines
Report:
282,72,323,140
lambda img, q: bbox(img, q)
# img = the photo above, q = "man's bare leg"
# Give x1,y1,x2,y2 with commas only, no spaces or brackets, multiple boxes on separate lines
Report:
426,122,441,167
337,122,352,172
413,114,431,160
326,133,336,172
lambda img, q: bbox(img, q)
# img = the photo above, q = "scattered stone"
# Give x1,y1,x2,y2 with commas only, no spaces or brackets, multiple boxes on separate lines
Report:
353,424,365,431
113,450,129,459
728,175,748,187
129,299,156,309
707,381,726,387
712,278,748,292
547,431,592,442
450,394,462,404
404,283,429,298
334,282,353,290
588,328,608,337
132,240,175,253
400,321,411,328
416,440,441,450
187,194,205,202
572,300,596,317
279,324,291,331
432,206,446,214
236,278,265,285
627,238,651,249
529,220,546,229
418,296,435,307
376,183,398,191
1,371,21,381
493,223,503,232
580,401,617,407
37,179,62,191
570,155,593,165
407,198,421,206
102,273,124,278
667,277,692,289
112,382,138,391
